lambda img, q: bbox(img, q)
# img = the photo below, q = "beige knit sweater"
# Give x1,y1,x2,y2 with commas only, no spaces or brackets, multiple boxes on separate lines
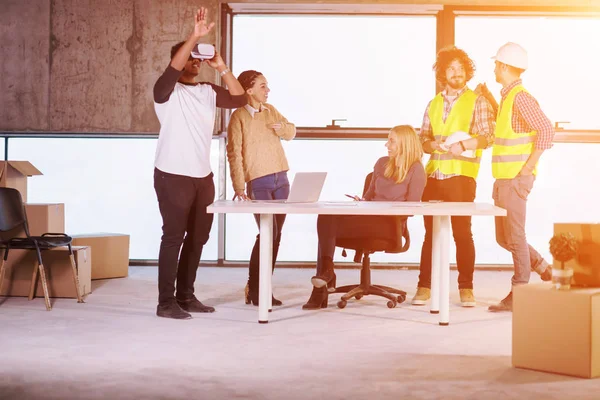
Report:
226,103,296,193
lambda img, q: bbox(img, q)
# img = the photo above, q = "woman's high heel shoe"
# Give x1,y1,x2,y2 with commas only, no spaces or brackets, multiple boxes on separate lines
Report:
245,285,283,306
302,287,328,310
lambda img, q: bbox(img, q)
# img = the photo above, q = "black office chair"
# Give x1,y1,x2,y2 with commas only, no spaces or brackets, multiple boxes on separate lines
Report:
332,173,409,309
0,188,83,310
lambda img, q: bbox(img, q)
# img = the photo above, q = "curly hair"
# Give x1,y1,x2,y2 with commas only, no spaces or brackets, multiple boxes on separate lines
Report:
237,70,264,92
433,46,475,86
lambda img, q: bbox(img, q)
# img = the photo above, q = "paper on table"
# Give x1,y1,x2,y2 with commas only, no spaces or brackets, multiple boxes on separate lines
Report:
322,202,358,206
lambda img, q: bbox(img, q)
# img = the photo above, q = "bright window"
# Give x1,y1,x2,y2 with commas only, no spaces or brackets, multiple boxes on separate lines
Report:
232,15,437,128
456,16,600,130
9,138,220,260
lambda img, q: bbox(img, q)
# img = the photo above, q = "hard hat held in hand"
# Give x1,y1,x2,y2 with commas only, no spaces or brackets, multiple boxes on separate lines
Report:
439,131,476,158
492,42,528,70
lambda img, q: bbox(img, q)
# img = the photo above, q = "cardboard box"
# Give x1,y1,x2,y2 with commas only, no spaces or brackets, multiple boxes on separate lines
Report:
0,246,91,298
513,283,600,378
24,203,65,236
71,233,129,279
554,223,600,287
0,161,43,202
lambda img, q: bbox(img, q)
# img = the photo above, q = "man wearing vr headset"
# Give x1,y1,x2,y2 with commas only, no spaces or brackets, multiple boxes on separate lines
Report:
152,7,246,319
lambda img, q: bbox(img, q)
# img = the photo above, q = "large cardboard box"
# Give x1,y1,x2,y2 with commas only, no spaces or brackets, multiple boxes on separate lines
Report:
71,233,129,279
0,246,91,298
24,203,65,236
513,283,600,378
554,223,600,287
0,161,43,202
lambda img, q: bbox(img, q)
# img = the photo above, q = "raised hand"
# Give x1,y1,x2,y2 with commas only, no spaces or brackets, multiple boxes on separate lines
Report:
193,7,215,38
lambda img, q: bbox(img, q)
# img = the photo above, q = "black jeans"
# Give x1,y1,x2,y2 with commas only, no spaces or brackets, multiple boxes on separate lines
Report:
418,176,476,290
315,214,396,274
154,168,215,305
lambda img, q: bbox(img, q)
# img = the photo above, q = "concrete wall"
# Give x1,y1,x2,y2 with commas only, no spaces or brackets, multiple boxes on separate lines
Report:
0,0,597,133
0,0,219,133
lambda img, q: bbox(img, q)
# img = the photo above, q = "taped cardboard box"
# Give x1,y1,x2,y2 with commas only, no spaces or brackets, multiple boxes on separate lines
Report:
513,283,600,378
554,223,600,287
72,233,129,280
0,203,65,244
0,246,91,298
24,203,65,236
0,161,43,202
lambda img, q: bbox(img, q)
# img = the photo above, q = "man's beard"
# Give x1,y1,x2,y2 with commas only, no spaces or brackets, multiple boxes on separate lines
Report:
447,77,465,90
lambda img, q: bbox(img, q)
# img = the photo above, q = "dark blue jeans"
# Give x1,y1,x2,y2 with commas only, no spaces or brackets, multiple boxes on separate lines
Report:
246,171,290,292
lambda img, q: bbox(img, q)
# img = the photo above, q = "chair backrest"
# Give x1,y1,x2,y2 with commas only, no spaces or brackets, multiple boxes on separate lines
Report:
336,172,410,258
0,188,28,233
362,171,409,253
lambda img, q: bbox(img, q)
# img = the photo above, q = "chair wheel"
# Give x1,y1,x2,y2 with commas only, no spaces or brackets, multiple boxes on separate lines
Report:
397,294,406,304
337,300,347,309
355,294,363,300
387,300,396,309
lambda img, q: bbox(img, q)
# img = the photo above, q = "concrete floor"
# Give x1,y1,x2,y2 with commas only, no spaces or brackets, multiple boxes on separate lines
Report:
1,267,598,400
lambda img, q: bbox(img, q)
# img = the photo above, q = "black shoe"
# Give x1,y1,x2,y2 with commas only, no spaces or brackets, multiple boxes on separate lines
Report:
177,296,215,313
157,302,192,320
311,257,335,288
246,289,283,307
488,292,513,312
271,296,283,306
302,287,328,310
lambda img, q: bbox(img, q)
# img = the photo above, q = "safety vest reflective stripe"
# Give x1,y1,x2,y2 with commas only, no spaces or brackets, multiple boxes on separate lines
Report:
494,136,535,146
491,154,530,162
430,153,482,163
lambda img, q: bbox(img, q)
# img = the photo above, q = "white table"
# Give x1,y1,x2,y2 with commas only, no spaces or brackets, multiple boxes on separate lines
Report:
207,201,506,325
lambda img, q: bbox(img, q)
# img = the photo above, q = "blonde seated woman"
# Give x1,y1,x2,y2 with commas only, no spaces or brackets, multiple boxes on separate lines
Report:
303,125,427,310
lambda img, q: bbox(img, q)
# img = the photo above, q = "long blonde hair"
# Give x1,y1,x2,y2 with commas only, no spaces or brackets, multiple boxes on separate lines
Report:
384,125,424,183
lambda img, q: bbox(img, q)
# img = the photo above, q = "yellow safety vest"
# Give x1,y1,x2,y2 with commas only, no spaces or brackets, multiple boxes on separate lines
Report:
424,90,482,179
492,85,537,179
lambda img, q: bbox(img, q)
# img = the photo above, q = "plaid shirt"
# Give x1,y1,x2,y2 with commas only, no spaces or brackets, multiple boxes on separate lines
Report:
420,87,496,180
499,79,554,150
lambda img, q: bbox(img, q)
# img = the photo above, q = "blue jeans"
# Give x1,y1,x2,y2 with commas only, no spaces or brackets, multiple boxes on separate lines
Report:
246,171,290,292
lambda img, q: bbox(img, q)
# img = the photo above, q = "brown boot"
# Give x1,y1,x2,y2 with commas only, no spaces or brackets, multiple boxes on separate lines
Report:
302,287,328,310
488,292,513,312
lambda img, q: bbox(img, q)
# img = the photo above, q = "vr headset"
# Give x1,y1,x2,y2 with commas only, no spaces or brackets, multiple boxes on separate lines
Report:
191,43,215,60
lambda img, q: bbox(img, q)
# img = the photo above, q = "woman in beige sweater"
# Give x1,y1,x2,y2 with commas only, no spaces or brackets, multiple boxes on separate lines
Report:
226,70,296,306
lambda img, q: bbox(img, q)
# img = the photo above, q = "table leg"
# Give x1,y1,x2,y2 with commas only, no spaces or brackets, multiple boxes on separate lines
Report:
438,215,451,326
430,216,441,314
258,214,273,323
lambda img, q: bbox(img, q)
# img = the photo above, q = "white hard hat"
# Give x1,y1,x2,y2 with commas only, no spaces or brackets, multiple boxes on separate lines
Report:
492,42,528,70
439,131,475,158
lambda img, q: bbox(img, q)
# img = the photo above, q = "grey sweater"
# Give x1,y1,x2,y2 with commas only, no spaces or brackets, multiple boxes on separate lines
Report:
363,157,426,202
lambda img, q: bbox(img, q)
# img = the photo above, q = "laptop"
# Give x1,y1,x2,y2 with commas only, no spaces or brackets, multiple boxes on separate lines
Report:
251,172,327,203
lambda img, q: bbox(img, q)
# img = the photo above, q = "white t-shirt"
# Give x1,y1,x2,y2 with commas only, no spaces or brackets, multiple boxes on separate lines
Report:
152,65,246,178
154,82,217,178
